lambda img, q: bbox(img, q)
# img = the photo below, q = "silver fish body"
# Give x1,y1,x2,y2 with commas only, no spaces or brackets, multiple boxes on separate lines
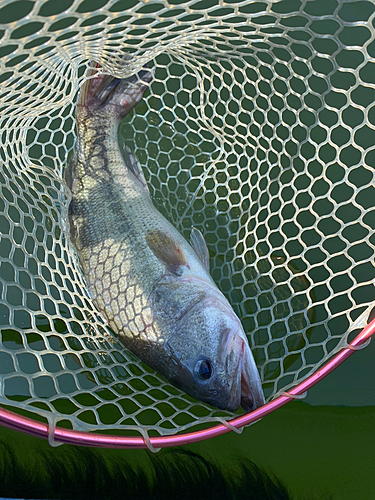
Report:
65,64,264,412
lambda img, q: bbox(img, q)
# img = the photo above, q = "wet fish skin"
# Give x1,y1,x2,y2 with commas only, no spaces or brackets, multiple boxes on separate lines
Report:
65,63,265,412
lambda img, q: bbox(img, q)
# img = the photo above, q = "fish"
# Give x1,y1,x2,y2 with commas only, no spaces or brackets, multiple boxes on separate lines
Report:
64,62,265,412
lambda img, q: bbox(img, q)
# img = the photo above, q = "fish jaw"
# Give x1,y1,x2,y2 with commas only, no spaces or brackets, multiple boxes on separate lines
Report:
224,327,265,413
240,340,265,412
200,291,265,412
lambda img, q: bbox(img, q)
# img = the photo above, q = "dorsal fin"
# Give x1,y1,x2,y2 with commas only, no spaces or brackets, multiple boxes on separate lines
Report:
146,229,188,275
190,227,210,271
122,146,150,194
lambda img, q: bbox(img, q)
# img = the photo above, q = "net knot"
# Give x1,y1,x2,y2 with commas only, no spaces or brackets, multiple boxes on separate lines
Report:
139,428,161,453
47,416,64,448
279,391,307,400
217,417,243,434
344,338,371,351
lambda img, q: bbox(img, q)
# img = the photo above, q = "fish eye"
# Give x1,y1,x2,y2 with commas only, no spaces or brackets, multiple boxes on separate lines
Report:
194,359,213,381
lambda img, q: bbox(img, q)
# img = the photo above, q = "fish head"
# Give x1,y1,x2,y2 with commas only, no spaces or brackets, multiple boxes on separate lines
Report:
162,287,265,413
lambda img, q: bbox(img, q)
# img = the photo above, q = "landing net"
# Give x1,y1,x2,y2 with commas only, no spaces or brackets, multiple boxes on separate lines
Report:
0,0,375,441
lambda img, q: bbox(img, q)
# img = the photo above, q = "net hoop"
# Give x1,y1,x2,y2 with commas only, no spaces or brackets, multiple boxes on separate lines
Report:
1,317,374,450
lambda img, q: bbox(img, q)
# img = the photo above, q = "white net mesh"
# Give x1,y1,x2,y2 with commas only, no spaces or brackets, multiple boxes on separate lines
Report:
1,0,375,436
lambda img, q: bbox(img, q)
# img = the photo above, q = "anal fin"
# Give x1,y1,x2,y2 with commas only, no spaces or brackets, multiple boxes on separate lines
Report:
122,145,150,195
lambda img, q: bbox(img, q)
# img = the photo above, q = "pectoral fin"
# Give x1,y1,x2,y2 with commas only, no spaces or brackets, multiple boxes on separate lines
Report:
190,227,210,271
146,229,188,275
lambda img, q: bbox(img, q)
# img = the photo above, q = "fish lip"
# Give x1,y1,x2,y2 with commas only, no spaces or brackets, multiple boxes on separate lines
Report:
239,341,265,412
223,332,243,412
225,330,265,413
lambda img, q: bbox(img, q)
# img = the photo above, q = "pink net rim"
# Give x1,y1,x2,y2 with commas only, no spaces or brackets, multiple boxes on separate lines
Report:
1,318,374,449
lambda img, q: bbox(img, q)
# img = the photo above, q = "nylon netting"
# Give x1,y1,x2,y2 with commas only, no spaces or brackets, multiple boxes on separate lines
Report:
0,0,374,436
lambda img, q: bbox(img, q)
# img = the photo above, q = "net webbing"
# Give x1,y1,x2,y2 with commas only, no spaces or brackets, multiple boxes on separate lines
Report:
0,0,374,437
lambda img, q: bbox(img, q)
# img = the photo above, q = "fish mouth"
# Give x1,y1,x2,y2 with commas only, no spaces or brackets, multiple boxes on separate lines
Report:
181,289,265,413
225,330,265,413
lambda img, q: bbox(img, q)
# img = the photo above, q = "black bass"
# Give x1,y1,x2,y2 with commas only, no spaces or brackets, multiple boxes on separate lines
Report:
65,63,264,412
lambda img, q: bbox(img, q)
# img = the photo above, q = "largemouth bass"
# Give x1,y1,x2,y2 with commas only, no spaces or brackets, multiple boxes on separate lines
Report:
65,63,264,412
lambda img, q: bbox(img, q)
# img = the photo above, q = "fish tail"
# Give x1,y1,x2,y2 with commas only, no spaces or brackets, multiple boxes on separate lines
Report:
77,61,153,119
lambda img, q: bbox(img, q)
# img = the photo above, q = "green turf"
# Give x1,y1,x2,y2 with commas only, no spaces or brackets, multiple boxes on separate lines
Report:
1,402,374,499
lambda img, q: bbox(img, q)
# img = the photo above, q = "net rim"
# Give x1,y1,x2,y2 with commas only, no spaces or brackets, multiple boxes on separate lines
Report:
0,317,374,450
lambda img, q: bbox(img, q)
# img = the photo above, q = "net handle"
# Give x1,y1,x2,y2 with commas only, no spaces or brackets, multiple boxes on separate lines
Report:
1,319,374,449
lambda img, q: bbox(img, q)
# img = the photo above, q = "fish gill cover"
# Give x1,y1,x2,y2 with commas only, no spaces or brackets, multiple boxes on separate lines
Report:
0,0,374,437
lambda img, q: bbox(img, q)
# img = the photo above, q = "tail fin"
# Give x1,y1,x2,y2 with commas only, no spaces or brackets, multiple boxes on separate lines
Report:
77,62,153,119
